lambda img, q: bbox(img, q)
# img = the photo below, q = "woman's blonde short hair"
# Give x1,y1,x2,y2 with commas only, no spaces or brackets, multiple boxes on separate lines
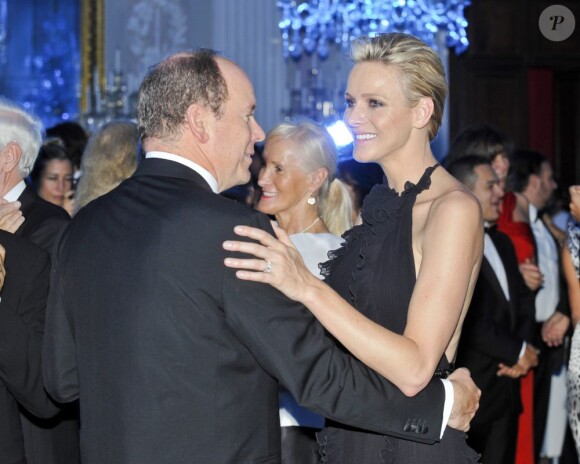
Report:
351,33,448,141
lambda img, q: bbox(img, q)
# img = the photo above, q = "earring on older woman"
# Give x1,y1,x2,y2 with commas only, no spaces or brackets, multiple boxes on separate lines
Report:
307,193,316,205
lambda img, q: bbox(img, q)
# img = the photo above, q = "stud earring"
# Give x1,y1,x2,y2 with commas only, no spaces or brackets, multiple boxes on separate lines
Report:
307,194,316,206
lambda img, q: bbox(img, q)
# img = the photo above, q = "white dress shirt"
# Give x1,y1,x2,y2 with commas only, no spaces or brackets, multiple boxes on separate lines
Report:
529,204,560,322
278,232,344,429
483,228,510,302
145,151,218,193
3,180,26,201
484,226,527,358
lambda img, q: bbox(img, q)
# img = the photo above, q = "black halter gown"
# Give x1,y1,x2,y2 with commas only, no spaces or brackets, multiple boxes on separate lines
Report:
317,164,480,463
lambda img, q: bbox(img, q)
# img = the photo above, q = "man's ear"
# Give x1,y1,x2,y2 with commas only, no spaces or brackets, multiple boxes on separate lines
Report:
185,104,210,144
413,97,434,130
528,173,541,192
0,142,22,174
308,167,329,191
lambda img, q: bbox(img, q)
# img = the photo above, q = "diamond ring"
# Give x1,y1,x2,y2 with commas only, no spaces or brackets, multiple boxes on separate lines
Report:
263,259,272,273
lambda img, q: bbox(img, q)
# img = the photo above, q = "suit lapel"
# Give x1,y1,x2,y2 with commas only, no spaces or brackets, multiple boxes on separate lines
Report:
491,233,520,330
14,186,36,239
479,257,509,309
16,185,35,217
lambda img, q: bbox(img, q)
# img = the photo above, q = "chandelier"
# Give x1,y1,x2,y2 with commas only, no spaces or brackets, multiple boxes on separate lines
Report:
277,0,471,60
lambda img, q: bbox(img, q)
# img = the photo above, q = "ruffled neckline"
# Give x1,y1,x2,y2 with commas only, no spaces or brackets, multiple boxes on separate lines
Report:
320,163,439,279
361,163,439,225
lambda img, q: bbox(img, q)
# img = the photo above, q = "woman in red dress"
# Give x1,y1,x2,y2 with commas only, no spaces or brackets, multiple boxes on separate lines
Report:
497,190,541,464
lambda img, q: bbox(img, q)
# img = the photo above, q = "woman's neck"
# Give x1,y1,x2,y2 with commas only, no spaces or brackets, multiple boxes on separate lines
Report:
513,192,531,224
276,209,327,235
380,148,438,194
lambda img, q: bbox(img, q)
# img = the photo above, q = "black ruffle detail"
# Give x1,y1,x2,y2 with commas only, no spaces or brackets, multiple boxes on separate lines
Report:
319,222,365,280
319,164,439,287
361,163,438,225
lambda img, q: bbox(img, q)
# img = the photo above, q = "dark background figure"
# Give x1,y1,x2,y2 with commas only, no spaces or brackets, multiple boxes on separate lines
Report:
449,156,538,464
445,123,513,190
445,122,542,463
337,156,383,225
511,149,576,463
28,141,74,217
45,122,89,175
0,231,61,464
73,121,139,214
0,97,79,464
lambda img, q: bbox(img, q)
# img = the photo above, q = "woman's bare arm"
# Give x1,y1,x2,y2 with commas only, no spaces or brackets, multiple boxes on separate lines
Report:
223,191,482,396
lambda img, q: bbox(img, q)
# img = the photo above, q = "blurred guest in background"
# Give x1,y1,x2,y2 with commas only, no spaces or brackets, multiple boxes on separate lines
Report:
446,123,540,463
0,97,78,464
446,123,513,191
46,121,88,175
0,97,70,251
511,149,572,463
73,121,139,214
28,141,74,216
544,186,571,245
337,156,383,224
565,185,580,457
0,231,61,463
256,119,352,463
449,155,537,463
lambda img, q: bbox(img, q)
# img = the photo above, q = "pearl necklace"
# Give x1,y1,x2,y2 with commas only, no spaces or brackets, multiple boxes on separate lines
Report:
300,216,321,234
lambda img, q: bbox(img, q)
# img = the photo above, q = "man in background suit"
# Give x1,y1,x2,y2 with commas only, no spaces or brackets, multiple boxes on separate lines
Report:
449,156,538,463
512,150,574,462
0,98,79,464
0,98,70,252
0,231,61,463
43,49,480,464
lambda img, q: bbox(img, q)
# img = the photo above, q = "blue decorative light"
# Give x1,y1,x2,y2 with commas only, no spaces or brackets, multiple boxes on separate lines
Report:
326,120,353,147
277,0,470,60
18,6,80,129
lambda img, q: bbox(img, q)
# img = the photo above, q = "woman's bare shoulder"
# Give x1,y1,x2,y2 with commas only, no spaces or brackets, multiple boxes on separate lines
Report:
429,171,482,222
421,173,484,256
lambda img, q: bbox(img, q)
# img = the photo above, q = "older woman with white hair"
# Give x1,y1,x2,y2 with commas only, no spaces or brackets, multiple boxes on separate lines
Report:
256,119,352,464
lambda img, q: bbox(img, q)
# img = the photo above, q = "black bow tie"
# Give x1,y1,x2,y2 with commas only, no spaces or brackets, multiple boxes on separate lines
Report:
485,224,498,233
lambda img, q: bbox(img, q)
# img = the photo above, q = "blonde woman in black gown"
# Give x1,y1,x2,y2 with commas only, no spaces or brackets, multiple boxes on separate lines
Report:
224,33,483,462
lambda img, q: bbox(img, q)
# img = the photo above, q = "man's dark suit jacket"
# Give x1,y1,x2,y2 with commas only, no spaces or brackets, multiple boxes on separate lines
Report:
15,185,70,253
0,231,59,464
12,185,79,464
456,228,535,426
43,158,446,464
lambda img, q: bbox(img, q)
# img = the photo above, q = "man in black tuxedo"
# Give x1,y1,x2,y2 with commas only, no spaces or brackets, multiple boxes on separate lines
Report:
0,231,61,463
449,156,538,463
0,97,78,464
43,50,479,464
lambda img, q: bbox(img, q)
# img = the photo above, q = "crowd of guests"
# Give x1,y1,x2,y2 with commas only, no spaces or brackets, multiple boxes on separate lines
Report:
0,31,577,464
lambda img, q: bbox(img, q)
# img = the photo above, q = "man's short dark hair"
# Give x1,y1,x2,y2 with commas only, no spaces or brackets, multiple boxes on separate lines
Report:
446,154,491,190
445,123,514,166
509,149,548,193
137,49,228,142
